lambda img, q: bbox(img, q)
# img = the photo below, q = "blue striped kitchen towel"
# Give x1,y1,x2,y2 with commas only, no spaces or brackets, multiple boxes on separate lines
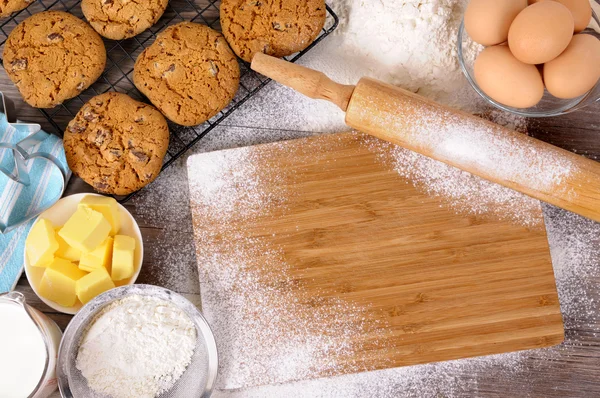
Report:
0,114,70,293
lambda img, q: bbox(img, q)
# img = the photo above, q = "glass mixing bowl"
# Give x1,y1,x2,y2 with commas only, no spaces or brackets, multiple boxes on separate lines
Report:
458,1,600,117
57,284,218,398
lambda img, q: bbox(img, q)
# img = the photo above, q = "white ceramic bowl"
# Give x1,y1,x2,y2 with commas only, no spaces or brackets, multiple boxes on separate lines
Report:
24,193,144,315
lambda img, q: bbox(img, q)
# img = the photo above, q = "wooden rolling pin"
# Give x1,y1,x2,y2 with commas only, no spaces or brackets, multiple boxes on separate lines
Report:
251,53,600,223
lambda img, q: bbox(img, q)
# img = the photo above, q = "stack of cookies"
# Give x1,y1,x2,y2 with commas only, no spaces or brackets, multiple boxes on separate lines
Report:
1,0,327,195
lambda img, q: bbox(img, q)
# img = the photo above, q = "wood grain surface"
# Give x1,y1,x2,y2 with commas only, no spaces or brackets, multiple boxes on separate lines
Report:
346,78,600,223
10,119,600,398
3,16,600,396
5,89,600,398
188,132,564,387
250,54,600,224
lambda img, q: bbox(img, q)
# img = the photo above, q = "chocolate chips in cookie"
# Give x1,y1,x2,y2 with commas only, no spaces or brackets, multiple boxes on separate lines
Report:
82,0,168,40
3,11,106,108
220,0,326,63
133,22,240,126
64,92,170,195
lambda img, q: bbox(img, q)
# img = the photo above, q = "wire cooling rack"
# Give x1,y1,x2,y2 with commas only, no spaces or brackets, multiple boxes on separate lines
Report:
0,1,339,202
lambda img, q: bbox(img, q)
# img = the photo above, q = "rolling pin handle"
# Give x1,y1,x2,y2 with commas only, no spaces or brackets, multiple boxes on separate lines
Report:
251,53,355,112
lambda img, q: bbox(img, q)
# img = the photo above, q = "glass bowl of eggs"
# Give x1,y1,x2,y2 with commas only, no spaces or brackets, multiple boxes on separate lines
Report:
458,0,600,117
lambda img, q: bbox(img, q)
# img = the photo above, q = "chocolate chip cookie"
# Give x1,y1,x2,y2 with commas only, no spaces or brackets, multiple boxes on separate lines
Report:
133,22,240,126
0,0,34,17
82,0,168,40
3,11,106,109
220,0,326,63
64,92,169,195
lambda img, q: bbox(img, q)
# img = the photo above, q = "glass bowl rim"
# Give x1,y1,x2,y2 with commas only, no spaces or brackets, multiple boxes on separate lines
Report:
56,284,218,398
457,6,600,118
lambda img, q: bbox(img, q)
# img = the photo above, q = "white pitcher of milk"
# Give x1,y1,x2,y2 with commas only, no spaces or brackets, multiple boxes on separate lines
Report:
0,291,62,398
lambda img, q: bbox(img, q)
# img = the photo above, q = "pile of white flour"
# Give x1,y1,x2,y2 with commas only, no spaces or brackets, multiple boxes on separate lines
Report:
76,295,197,398
227,0,486,133
328,0,481,106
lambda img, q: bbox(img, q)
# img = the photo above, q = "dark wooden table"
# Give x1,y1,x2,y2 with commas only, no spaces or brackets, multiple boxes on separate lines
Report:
6,70,600,397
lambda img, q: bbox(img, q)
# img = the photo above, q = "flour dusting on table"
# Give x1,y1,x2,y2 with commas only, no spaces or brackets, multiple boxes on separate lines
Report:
361,106,575,228
328,0,482,108
132,163,200,294
545,206,600,328
211,205,600,397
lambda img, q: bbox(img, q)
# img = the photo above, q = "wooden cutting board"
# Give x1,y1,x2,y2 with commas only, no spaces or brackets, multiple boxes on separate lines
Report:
188,132,564,389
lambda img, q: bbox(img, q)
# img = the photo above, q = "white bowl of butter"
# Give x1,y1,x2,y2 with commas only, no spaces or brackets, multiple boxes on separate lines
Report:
24,193,144,315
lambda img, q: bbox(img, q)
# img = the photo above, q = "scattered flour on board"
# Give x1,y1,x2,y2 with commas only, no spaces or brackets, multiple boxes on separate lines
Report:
209,207,600,398
372,140,545,227
186,145,600,397
126,0,600,395
187,147,389,390
360,104,576,228
76,295,196,398
131,126,314,294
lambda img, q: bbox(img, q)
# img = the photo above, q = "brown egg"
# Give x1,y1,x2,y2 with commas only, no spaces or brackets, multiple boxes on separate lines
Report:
465,0,527,46
474,46,544,108
475,45,545,108
528,0,592,32
508,1,574,64
544,34,600,99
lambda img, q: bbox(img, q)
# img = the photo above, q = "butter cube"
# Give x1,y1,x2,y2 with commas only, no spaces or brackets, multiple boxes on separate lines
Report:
79,195,121,235
38,258,87,307
55,228,82,263
79,237,113,273
76,269,115,304
59,207,111,252
111,235,135,281
26,219,59,267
